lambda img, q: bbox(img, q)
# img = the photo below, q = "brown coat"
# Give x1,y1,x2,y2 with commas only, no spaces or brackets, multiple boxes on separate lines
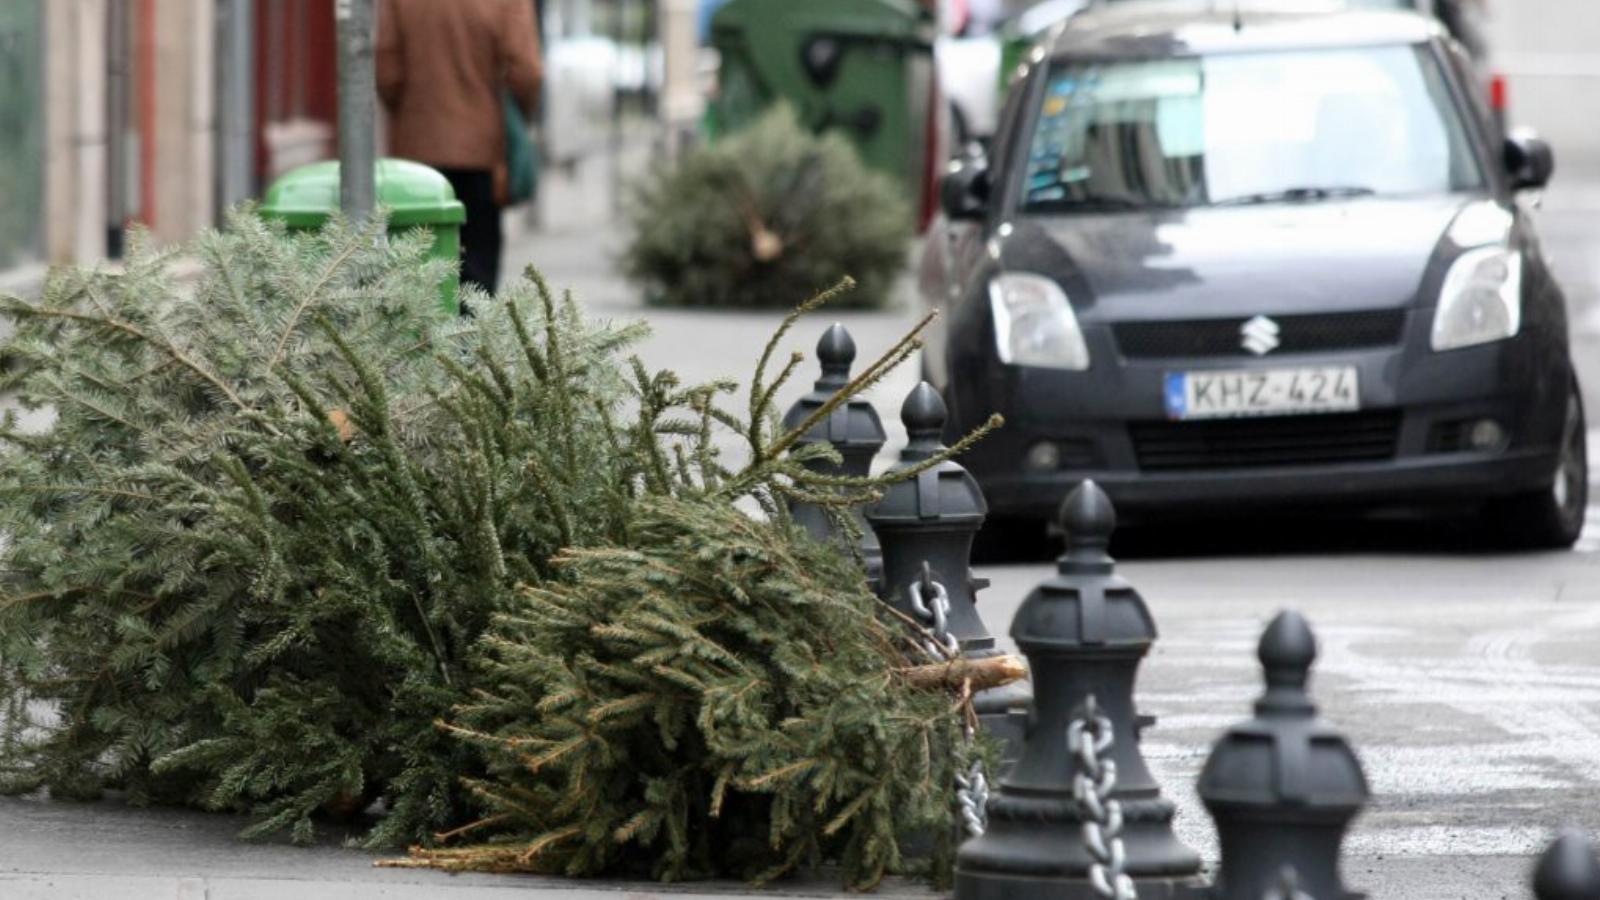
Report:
376,0,543,173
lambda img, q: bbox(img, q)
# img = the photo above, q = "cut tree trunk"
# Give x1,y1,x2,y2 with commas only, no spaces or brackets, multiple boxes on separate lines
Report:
899,655,1027,692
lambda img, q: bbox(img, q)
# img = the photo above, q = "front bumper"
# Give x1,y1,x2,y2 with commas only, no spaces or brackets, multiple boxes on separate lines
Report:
947,317,1572,520
975,448,1560,519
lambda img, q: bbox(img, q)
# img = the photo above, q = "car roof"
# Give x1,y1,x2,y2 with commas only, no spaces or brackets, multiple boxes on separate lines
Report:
1044,1,1447,59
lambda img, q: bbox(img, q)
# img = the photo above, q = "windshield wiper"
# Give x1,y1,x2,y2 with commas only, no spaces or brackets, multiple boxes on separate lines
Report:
1211,186,1377,207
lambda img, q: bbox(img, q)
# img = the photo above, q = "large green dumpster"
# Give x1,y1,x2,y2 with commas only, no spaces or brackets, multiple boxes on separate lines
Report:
0,1,45,270
259,159,467,314
999,33,1033,94
710,0,936,204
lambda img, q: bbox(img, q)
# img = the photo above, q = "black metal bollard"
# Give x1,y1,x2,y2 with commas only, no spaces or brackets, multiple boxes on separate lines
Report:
781,324,887,584
1532,832,1600,900
865,382,1030,746
1198,610,1368,900
955,480,1203,900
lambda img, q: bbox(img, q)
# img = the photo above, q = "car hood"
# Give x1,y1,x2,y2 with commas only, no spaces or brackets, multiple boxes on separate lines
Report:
1001,196,1476,322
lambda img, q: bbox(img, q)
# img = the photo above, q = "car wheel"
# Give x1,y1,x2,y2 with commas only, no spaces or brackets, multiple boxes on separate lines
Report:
1489,385,1588,550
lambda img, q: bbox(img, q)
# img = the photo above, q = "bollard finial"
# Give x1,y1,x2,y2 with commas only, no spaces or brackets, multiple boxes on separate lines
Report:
781,325,887,583
816,323,856,389
1057,480,1116,576
1197,608,1368,900
1256,610,1318,717
902,382,948,451
1060,479,1116,544
1534,831,1600,900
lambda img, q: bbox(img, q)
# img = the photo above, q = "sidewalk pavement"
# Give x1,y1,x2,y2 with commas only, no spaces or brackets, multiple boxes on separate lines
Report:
0,793,945,900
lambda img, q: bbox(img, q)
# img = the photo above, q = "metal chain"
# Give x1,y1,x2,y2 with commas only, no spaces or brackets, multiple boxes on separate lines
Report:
906,563,960,658
954,743,989,837
1069,695,1136,900
907,563,987,837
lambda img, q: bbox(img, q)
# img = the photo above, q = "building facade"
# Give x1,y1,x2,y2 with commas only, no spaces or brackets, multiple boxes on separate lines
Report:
0,0,342,292
1,0,646,293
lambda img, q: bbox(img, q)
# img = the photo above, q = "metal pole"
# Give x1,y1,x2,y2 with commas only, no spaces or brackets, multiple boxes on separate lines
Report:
215,0,255,217
608,0,627,215
106,0,131,257
657,0,700,157
335,0,376,219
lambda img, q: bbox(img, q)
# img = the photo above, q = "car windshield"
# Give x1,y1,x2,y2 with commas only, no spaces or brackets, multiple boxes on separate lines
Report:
1020,44,1483,212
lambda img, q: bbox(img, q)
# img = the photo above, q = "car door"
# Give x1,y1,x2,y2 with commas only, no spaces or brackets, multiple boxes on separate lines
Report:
924,63,1038,387
961,62,1041,284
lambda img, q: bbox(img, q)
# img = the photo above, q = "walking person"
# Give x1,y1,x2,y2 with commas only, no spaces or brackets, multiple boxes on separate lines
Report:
377,0,543,296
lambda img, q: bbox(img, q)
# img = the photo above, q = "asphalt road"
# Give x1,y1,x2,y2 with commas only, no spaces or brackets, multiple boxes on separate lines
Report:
3,164,1600,899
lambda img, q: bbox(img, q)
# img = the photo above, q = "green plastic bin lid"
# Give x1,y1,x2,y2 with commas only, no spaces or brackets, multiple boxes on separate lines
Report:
259,159,467,228
712,0,932,40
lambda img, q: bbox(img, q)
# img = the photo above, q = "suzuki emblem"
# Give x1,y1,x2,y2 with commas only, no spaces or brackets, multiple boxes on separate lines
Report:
1241,315,1281,356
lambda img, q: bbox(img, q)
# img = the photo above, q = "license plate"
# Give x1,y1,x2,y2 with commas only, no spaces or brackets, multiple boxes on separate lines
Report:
1164,367,1359,420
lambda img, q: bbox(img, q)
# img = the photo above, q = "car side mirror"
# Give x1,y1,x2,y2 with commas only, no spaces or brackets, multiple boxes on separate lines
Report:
1505,130,1554,191
941,159,991,222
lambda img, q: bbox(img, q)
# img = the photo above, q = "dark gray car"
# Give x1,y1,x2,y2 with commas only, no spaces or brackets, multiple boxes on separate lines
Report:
920,0,1586,547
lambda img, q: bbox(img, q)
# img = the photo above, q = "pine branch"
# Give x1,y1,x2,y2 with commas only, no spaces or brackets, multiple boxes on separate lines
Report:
14,305,256,421
0,484,162,504
747,277,854,454
267,231,365,368
756,309,936,466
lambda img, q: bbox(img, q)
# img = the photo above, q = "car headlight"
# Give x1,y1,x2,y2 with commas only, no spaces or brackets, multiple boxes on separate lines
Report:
1431,246,1522,352
989,273,1090,370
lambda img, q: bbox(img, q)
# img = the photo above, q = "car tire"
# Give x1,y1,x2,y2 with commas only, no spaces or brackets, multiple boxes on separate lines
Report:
1488,385,1588,550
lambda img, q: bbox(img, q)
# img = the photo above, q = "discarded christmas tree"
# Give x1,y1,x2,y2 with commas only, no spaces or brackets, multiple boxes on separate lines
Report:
623,104,913,310
389,495,969,886
0,214,1009,886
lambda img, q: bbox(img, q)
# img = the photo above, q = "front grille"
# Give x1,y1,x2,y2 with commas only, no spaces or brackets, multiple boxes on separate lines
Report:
1041,438,1100,470
1130,412,1401,471
1113,310,1407,359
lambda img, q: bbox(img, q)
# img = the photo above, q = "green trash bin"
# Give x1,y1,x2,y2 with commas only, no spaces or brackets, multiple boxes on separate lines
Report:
259,159,468,315
998,32,1032,96
997,3,1069,99
710,0,936,206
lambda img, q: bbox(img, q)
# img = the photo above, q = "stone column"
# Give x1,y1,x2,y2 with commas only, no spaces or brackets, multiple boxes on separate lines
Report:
656,0,702,156
149,0,216,244
44,0,109,266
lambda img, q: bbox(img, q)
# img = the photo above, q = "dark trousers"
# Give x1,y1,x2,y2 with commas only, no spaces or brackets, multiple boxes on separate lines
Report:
436,167,502,296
